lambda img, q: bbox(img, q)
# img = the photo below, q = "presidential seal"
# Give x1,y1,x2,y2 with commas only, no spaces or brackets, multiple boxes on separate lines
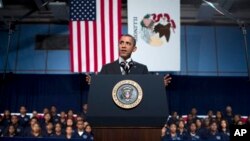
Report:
112,80,143,109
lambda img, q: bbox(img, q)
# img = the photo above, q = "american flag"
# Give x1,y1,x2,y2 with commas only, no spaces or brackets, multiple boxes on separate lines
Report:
69,0,122,73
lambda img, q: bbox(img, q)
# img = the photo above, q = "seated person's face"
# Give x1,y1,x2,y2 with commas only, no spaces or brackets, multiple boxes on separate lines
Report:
85,126,92,133
77,121,84,130
119,36,136,60
66,127,73,134
170,124,177,133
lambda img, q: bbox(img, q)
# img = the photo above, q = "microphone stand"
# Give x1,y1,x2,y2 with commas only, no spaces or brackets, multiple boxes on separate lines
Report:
2,0,52,82
2,22,15,81
239,21,250,81
202,0,250,81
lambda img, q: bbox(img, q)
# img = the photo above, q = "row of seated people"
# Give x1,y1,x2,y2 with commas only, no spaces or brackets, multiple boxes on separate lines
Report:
0,105,93,140
161,106,250,141
1,105,250,140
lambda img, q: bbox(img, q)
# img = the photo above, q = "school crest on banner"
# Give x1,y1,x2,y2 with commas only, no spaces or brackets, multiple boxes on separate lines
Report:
128,0,180,71
140,13,176,46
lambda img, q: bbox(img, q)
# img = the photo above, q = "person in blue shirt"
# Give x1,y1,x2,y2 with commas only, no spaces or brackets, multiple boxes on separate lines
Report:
2,110,11,127
50,106,60,124
40,113,52,131
83,124,94,141
52,123,65,138
199,118,210,140
9,115,23,136
207,121,223,140
162,123,181,141
23,117,39,137
224,106,234,125
177,120,188,140
26,122,43,138
43,122,54,137
187,122,201,140
219,119,230,141
167,112,179,127
18,106,30,128
65,126,74,139
72,120,85,139
3,124,17,137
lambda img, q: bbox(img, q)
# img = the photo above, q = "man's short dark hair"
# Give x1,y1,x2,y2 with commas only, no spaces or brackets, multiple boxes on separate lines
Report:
121,34,136,47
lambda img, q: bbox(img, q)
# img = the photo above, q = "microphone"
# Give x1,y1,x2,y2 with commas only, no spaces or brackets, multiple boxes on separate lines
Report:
120,61,134,74
128,61,134,69
120,62,128,74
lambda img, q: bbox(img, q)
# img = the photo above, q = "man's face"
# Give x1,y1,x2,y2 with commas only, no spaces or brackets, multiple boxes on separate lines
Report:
119,36,136,60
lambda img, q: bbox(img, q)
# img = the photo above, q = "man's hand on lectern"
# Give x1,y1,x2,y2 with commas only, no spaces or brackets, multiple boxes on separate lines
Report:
164,74,172,87
86,73,91,85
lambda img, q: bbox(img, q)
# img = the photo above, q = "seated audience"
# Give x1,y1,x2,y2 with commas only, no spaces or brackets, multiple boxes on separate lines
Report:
167,111,178,126
2,110,11,127
50,106,60,124
162,123,181,141
215,111,223,125
59,111,67,130
52,123,64,138
233,114,241,125
177,120,188,140
40,113,52,131
3,125,17,137
65,126,74,139
207,121,222,140
219,119,230,141
27,123,43,138
10,115,23,136
187,122,201,140
18,106,30,128
1,105,249,141
83,124,94,141
72,120,85,138
23,117,39,136
207,110,214,122
43,122,54,137
224,105,234,125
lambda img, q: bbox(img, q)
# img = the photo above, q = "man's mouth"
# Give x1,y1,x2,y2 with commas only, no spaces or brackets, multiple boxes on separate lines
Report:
120,50,127,53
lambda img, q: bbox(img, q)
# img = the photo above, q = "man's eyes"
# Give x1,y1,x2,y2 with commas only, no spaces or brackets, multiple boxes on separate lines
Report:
120,41,131,45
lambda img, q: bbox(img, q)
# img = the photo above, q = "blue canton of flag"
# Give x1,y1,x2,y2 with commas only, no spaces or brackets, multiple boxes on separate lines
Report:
70,0,96,21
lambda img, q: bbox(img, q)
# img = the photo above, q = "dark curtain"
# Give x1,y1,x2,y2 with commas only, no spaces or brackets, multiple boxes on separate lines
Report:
1,74,250,115
167,75,250,116
0,73,89,113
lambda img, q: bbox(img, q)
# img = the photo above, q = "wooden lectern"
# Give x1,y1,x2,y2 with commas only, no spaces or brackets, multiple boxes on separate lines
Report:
87,75,169,141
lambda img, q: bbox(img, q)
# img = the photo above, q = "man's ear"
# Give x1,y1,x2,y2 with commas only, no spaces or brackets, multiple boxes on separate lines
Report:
133,46,137,52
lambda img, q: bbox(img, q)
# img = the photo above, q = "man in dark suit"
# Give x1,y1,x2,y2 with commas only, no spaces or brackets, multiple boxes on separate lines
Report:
86,34,171,86
99,34,148,75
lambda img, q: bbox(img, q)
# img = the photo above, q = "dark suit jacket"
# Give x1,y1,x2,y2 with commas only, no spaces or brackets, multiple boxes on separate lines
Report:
99,60,148,74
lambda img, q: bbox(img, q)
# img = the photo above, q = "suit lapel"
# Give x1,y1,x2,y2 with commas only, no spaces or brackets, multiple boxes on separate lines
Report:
113,60,122,74
129,62,138,74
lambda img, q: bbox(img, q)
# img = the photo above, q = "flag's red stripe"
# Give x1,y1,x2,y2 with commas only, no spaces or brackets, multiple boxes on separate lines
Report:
77,21,82,72
100,0,106,65
93,21,98,72
117,0,122,54
117,0,122,38
85,22,90,72
109,0,114,62
69,22,74,72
